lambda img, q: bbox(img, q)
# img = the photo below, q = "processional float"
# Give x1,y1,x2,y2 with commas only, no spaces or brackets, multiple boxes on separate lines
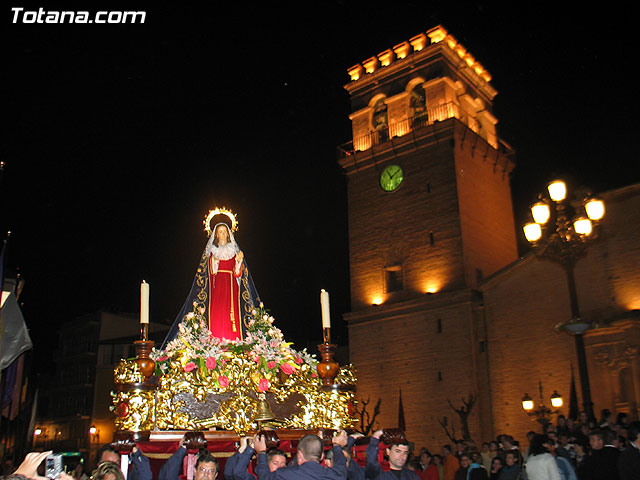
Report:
109,208,357,463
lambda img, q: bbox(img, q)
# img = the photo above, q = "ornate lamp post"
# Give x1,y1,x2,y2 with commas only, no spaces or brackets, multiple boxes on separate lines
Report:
522,380,563,428
523,179,605,422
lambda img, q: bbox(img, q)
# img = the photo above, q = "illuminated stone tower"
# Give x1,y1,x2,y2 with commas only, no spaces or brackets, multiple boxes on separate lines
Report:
339,26,518,445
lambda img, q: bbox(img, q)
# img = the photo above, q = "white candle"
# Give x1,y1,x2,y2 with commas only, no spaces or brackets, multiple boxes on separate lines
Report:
140,280,149,324
320,289,331,329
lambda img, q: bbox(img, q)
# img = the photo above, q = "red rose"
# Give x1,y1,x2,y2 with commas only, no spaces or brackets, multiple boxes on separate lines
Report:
295,357,303,365
280,362,295,375
157,355,169,362
183,361,196,372
258,378,270,392
206,356,217,370
267,361,276,369
218,375,229,388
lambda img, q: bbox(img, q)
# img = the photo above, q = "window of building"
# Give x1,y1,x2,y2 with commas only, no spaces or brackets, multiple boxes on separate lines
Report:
384,264,403,293
372,99,389,143
410,83,428,128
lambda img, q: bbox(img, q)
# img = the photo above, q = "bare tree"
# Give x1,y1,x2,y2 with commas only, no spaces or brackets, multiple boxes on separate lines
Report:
354,396,381,436
438,393,476,443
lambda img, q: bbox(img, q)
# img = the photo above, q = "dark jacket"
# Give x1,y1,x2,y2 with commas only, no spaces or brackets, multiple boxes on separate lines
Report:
581,446,620,480
228,447,256,480
345,437,364,480
618,444,640,480
158,447,186,480
129,449,153,480
365,438,421,480
255,445,347,479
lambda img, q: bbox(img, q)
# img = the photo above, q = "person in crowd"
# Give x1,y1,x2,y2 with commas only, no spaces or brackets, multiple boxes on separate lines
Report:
616,413,629,430
547,438,577,480
452,454,469,480
324,449,335,468
557,433,576,464
92,462,125,480
454,442,465,460
488,457,502,480
557,415,570,436
571,439,589,479
72,463,88,480
497,451,521,480
618,420,640,480
441,445,459,480
255,431,347,479
598,410,612,429
419,451,439,480
581,429,620,480
225,435,286,480
8,451,74,480
567,418,577,436
407,459,423,474
419,450,431,472
480,443,493,472
431,455,444,480
523,432,536,460
96,445,152,480
523,434,561,480
500,436,520,463
364,429,420,479
158,435,219,480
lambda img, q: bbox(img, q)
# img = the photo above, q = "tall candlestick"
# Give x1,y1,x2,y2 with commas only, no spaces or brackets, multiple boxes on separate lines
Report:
320,289,331,329
140,281,149,324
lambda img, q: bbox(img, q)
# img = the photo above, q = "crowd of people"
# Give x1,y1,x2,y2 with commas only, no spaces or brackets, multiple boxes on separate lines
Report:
2,410,640,480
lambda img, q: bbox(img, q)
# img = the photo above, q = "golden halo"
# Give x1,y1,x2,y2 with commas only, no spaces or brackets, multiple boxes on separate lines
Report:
204,207,239,236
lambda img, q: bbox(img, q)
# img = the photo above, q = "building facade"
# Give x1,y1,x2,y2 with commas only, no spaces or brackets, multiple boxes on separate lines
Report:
340,25,640,448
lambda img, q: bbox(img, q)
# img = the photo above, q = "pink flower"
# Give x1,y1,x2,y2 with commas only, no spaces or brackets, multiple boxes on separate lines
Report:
267,361,276,369
258,378,270,392
183,362,196,372
218,375,229,388
157,355,169,362
280,362,295,375
295,357,303,365
205,357,217,370
254,357,261,363
311,373,317,378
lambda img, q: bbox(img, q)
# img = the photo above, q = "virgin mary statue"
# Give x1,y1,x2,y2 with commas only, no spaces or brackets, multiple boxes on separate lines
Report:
162,215,261,348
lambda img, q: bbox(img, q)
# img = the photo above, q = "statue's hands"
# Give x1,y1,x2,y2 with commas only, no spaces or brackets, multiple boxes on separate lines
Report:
235,251,244,263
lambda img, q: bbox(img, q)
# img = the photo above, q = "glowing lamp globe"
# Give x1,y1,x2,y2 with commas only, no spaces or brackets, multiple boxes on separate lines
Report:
548,180,567,202
531,202,551,224
89,425,97,435
550,390,563,409
521,393,534,412
523,223,542,242
34,428,42,436
573,217,593,236
585,199,605,220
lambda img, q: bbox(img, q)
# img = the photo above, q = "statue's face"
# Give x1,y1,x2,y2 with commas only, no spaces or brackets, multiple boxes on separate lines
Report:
215,225,230,244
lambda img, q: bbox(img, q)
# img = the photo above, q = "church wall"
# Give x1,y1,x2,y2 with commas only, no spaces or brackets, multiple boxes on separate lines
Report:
348,296,485,450
453,122,518,289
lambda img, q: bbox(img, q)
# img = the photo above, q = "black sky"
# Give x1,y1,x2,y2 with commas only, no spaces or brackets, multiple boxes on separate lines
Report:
3,3,639,366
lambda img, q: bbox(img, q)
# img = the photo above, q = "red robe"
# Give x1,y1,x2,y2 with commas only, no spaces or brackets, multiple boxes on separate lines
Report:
209,256,242,340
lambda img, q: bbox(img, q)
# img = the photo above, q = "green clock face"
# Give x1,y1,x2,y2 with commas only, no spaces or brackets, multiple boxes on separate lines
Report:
380,165,404,192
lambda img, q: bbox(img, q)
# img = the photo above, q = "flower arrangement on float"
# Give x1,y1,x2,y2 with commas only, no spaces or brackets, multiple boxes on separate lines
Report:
150,302,319,394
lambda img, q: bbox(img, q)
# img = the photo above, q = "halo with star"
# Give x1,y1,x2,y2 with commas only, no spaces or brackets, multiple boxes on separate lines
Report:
203,207,238,236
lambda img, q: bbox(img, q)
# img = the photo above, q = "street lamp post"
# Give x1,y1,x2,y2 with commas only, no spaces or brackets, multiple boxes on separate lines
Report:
522,380,563,428
523,180,605,422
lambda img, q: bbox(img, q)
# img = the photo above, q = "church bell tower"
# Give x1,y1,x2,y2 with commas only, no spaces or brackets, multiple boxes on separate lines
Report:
340,26,518,445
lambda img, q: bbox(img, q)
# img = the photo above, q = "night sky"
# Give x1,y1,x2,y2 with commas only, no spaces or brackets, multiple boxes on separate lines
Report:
4,3,639,369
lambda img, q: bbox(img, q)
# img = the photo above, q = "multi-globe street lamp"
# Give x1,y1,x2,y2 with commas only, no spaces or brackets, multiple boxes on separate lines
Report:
523,179,605,422
522,380,564,427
